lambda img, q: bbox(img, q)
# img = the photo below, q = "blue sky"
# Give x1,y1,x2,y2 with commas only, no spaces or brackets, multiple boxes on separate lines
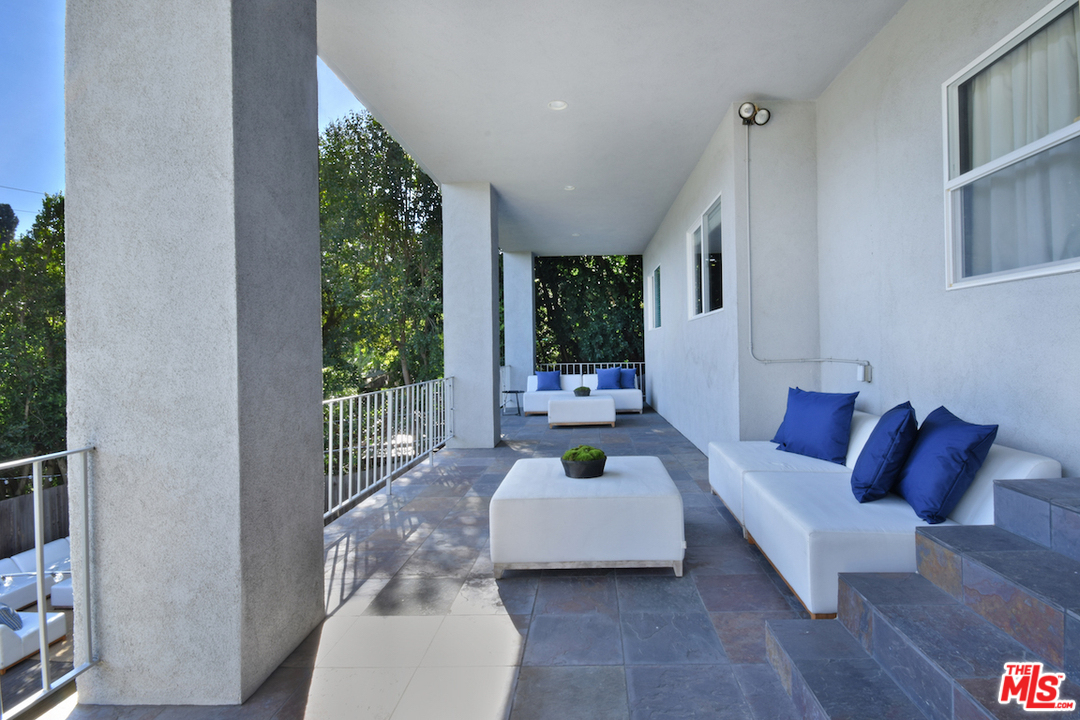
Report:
0,3,364,238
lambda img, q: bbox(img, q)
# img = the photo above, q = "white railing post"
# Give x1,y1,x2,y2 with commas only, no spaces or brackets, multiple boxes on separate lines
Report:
32,460,50,691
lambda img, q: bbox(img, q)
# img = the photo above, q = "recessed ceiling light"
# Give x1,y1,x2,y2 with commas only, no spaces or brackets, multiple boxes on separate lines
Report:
547,100,568,111
564,186,575,191
571,233,581,237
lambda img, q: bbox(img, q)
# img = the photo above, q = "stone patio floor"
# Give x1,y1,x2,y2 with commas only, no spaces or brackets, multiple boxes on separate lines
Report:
32,409,807,719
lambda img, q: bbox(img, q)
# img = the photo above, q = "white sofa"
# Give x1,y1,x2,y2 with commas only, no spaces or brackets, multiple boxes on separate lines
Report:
523,373,644,414
709,412,1062,616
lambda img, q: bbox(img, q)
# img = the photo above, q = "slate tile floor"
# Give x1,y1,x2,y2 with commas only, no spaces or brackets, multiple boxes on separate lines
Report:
36,410,806,720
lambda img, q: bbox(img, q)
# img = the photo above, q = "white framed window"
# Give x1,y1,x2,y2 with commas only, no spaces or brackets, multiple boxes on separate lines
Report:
688,195,723,314
943,0,1080,289
651,265,662,328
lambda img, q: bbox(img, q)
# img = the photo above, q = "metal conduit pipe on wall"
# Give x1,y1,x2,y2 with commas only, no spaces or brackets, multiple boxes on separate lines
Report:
741,103,873,383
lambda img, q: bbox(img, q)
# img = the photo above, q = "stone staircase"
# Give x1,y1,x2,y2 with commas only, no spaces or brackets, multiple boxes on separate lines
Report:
765,478,1080,719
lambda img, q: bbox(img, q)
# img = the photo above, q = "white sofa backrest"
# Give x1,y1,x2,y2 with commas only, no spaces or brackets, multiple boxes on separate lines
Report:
526,374,582,392
10,537,70,573
949,444,1062,525
582,372,640,391
843,411,881,468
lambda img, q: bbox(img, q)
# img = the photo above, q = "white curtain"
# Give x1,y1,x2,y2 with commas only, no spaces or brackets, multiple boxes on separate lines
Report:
963,5,1080,276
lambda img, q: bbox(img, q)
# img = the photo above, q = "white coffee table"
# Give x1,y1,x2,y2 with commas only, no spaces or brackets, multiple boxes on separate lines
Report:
489,456,685,577
548,396,616,428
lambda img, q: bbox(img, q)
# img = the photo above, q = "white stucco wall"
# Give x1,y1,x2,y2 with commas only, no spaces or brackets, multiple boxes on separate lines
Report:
643,101,820,451
815,0,1080,474
66,0,324,704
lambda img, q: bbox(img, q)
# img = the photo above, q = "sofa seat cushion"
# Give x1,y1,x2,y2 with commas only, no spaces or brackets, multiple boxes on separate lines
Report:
742,472,951,615
50,578,73,609
0,610,66,670
522,390,575,414
708,410,880,526
708,442,850,525
0,559,37,611
591,388,643,412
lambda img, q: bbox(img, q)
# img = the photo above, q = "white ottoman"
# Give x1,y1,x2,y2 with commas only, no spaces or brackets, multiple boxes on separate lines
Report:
489,456,685,577
548,396,616,427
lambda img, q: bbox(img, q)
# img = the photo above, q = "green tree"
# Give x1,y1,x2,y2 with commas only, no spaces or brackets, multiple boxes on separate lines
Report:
319,112,443,397
0,204,16,247
534,255,644,365
0,195,66,496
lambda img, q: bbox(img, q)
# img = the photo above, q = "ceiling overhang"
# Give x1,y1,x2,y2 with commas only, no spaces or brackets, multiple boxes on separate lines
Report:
317,0,906,256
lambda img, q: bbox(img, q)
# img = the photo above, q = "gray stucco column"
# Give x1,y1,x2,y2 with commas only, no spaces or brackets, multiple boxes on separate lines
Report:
443,183,501,448
66,0,324,704
502,251,536,392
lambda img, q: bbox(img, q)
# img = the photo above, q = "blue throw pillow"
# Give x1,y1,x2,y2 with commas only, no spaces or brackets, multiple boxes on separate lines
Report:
895,406,998,524
596,367,622,390
0,604,22,630
850,402,918,502
619,368,637,389
771,387,859,464
535,371,562,391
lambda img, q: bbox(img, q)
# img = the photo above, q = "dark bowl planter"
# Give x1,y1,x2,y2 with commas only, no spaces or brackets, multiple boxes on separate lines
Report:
573,387,591,397
561,457,606,478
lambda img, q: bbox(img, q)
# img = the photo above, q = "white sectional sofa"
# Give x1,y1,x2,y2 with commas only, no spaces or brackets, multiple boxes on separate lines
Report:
0,537,71,610
523,373,644,414
709,413,1061,616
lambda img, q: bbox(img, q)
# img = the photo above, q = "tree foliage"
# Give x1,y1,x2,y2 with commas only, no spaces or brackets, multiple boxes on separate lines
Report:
0,196,66,496
534,255,644,365
319,112,443,397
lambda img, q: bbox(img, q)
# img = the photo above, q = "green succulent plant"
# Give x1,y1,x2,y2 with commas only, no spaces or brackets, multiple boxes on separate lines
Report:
562,445,606,462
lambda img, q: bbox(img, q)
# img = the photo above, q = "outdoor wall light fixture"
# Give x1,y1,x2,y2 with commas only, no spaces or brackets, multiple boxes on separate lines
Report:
739,101,770,126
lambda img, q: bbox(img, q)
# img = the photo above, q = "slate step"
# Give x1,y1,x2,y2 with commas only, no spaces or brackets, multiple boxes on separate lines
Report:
916,524,1080,673
994,478,1080,563
838,572,1080,720
766,617,928,720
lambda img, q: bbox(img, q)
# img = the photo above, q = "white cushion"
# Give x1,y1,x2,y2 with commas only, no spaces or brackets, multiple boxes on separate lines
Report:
50,578,73,609
10,538,71,597
948,443,1061,525
548,396,616,426
0,610,66,670
743,472,950,615
709,441,850,525
0,558,38,610
490,457,684,568
708,410,879,525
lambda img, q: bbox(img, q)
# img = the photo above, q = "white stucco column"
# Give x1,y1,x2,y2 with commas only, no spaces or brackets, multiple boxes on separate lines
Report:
443,183,501,448
66,0,324,704
502,251,536,392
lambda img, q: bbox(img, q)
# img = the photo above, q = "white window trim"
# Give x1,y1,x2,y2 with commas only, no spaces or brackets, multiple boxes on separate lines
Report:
649,265,661,329
687,194,724,317
941,0,1080,290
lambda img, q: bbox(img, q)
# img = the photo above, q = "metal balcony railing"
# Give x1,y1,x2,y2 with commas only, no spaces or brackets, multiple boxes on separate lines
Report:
535,361,646,395
323,377,454,522
0,447,94,719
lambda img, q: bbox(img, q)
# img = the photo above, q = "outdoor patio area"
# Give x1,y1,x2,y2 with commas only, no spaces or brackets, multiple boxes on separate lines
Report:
40,409,807,719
